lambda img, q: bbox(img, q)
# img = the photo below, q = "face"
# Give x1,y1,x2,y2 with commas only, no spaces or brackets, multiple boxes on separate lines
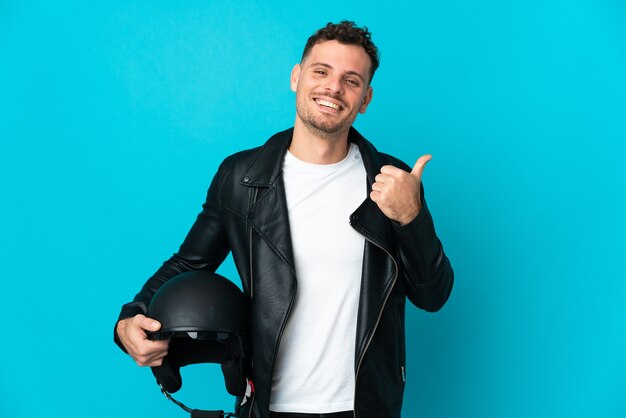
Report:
291,40,373,139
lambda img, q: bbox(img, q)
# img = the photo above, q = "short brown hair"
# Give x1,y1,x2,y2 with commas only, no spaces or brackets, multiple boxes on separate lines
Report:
301,20,380,83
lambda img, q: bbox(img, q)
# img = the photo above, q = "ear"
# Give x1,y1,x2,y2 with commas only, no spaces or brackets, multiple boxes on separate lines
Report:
359,86,373,114
290,64,301,92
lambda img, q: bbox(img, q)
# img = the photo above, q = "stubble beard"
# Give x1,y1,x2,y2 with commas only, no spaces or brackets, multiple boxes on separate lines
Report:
295,94,356,140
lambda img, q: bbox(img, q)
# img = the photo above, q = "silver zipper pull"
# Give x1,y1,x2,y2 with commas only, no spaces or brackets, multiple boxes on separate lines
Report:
401,366,406,382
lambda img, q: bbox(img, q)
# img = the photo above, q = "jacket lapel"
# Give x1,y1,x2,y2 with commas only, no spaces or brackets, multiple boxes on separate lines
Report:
349,129,400,367
349,127,397,254
239,128,296,274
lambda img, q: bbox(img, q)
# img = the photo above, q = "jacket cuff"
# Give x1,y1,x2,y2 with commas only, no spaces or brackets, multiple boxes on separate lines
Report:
113,320,128,353
392,203,439,258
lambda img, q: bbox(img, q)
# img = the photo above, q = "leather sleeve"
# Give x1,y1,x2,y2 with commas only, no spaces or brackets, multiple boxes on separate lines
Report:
392,184,454,312
114,165,231,351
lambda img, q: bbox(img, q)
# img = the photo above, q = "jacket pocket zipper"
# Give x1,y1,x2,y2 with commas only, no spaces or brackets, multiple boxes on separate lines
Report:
399,311,405,382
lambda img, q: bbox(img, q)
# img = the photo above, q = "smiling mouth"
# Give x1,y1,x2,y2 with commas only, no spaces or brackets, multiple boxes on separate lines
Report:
314,98,342,111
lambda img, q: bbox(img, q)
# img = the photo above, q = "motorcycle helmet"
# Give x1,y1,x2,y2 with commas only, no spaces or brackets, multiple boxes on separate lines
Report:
146,270,252,416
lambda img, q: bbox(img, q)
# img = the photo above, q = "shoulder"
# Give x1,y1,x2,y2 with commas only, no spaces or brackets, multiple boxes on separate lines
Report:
378,151,411,172
215,127,293,185
350,128,412,173
220,146,263,173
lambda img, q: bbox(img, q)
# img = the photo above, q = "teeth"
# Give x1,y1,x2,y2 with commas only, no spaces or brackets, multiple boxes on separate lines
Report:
317,99,340,110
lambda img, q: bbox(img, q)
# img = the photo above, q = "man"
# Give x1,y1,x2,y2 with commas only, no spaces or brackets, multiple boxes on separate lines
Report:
115,21,453,418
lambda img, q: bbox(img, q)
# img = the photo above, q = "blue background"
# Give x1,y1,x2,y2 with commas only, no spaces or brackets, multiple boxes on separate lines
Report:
1,1,625,417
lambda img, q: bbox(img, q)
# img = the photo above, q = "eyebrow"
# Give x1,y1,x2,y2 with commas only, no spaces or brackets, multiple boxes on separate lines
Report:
309,62,367,83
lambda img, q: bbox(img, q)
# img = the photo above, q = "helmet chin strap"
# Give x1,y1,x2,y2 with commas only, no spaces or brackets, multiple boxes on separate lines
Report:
158,379,254,418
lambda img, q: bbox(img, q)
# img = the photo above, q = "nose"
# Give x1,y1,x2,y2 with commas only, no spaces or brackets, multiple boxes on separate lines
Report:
323,76,343,95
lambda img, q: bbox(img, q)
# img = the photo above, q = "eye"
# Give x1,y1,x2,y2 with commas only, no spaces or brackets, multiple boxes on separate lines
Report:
345,78,360,87
314,69,327,76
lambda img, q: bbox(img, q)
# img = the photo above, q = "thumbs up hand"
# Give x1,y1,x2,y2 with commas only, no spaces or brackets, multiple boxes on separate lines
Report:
370,155,432,225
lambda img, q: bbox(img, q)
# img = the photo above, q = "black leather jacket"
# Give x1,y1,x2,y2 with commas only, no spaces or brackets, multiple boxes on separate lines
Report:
116,127,453,418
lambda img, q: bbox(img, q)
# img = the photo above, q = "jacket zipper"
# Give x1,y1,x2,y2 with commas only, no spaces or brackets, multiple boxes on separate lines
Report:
248,278,297,418
247,188,299,418
248,188,259,299
247,392,255,418
352,233,399,418
399,312,405,382
247,187,259,418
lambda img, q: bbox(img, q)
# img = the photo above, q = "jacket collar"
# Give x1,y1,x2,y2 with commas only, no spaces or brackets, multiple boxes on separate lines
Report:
240,127,386,187
239,128,292,187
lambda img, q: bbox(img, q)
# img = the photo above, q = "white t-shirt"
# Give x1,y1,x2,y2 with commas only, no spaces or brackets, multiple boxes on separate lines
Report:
269,143,366,413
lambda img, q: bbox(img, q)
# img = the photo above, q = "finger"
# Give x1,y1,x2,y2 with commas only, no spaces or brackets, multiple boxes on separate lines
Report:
371,182,384,192
146,359,164,367
133,314,162,332
410,154,432,178
136,351,168,367
143,344,169,360
147,338,170,349
144,355,167,367
132,339,170,366
125,319,166,350
379,165,405,177
374,173,388,183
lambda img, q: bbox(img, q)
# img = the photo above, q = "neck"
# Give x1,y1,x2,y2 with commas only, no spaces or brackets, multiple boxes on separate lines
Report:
289,118,350,164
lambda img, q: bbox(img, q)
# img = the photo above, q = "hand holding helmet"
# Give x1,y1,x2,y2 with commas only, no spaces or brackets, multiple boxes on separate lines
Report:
113,270,253,417
117,314,170,367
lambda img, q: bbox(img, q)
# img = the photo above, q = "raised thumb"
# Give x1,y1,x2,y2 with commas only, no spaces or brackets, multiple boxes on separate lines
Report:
411,154,432,178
